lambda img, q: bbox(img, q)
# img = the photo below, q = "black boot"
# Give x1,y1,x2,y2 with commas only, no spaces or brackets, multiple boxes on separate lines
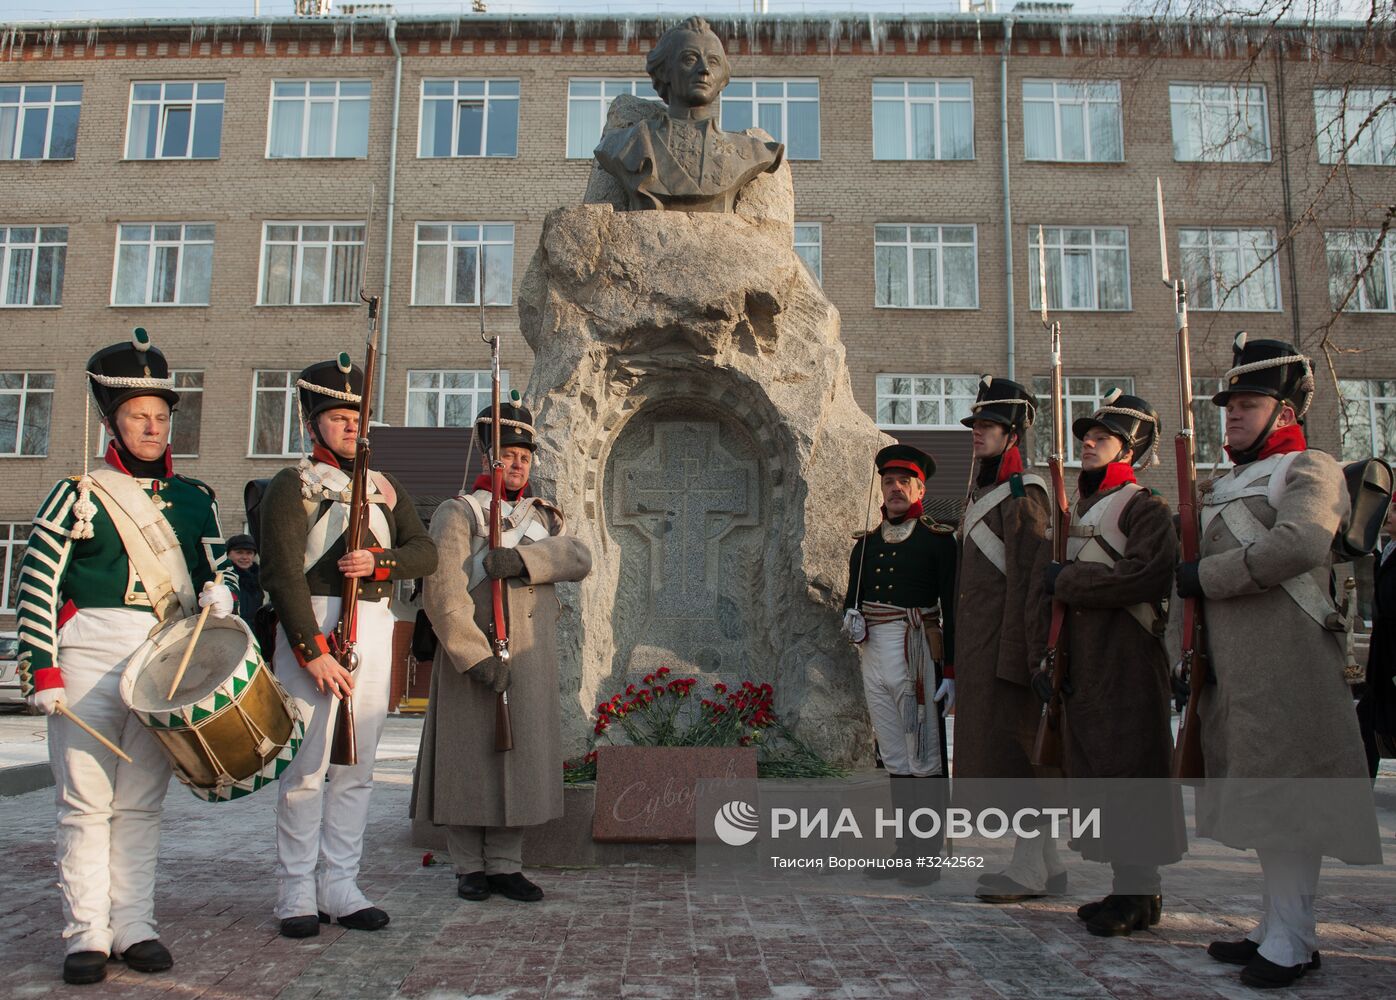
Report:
1077,893,1161,925
279,914,320,938
1240,954,1310,989
319,907,390,930
457,871,490,901
62,952,108,986
890,774,946,887
1086,894,1157,937
1208,939,1320,970
120,939,173,973
487,872,544,902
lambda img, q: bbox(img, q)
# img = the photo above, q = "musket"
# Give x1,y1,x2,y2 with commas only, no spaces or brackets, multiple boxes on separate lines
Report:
1032,226,1071,770
1159,179,1207,783
328,189,379,767
481,278,514,753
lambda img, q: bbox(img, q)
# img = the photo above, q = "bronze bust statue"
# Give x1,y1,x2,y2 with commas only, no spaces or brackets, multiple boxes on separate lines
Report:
594,17,785,214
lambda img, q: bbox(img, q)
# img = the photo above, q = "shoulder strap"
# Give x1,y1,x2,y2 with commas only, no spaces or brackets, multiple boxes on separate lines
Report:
1217,499,1340,634
1065,484,1160,638
87,468,196,621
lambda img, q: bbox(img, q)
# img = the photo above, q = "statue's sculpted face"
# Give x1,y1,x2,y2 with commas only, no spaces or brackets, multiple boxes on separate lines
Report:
664,30,728,108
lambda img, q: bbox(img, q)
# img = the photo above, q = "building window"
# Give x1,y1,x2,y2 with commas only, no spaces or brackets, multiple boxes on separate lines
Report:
1315,87,1395,167
1023,80,1123,162
871,79,973,161
259,222,364,306
412,223,514,306
1326,229,1395,312
876,375,978,429
1178,227,1280,311
874,224,978,309
721,79,819,159
406,370,509,428
250,370,312,458
1340,379,1396,464
566,78,657,158
1169,83,1270,162
1,226,66,307
1190,376,1231,470
112,224,213,307
0,372,53,457
267,79,370,159
97,370,203,457
0,83,81,160
794,223,822,284
0,522,28,613
1030,376,1136,466
125,81,224,160
419,79,519,158
1027,226,1131,311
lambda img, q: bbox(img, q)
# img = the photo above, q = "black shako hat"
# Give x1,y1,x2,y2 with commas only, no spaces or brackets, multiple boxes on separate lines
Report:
961,374,1037,431
875,443,935,480
226,533,257,552
1072,388,1160,468
86,327,180,420
476,393,537,453
297,353,366,422
1210,332,1314,420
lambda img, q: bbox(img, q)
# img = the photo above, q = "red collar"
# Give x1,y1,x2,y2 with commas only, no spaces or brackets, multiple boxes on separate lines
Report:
995,444,1025,484
104,442,173,479
311,443,344,467
471,473,530,502
882,499,924,525
1081,461,1137,497
1226,423,1308,463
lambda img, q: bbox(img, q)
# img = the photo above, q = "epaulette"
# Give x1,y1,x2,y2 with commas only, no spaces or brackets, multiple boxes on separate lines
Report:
175,474,216,500
920,514,956,534
1149,488,1162,497
1009,472,1026,499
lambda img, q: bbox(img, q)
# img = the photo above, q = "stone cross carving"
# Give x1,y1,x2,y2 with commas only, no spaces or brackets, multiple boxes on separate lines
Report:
593,16,784,213
614,422,758,619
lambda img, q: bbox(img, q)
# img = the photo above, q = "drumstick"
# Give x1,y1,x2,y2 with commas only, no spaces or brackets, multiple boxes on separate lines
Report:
56,704,134,764
167,601,213,701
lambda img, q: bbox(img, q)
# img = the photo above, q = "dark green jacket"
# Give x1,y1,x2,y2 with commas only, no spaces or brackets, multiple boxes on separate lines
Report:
260,465,437,665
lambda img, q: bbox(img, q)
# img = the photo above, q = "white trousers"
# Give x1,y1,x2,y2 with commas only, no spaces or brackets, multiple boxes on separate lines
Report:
273,596,393,920
860,622,943,777
48,607,170,956
1246,848,1321,968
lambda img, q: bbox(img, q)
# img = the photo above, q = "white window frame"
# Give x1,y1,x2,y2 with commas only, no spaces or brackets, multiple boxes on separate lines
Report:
1339,378,1396,464
0,83,82,160
565,78,657,158
1031,376,1136,466
873,224,980,310
0,371,54,458
1169,82,1271,163
410,223,515,307
871,78,975,161
417,78,519,159
1178,226,1281,312
1027,226,1132,312
794,222,822,285
124,80,224,160
405,370,510,428
0,225,66,308
1315,86,1396,167
258,221,365,306
249,370,311,459
0,521,28,613
1325,229,1396,313
721,78,820,160
875,374,979,430
266,78,371,159
111,223,214,307
1190,376,1232,471
1022,79,1123,162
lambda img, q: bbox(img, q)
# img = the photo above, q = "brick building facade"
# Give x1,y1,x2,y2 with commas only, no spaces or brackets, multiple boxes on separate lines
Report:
1,11,1393,632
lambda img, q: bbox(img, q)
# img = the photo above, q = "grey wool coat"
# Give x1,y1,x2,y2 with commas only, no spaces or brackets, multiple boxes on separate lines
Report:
953,477,1052,781
409,495,592,829
1194,448,1381,863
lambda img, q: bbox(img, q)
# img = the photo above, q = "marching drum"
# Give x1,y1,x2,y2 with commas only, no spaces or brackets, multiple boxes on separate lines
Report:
121,614,302,802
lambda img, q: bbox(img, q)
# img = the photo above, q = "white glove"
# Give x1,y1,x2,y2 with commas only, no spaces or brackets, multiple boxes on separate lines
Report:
933,678,955,711
841,608,867,644
198,582,235,619
28,687,64,716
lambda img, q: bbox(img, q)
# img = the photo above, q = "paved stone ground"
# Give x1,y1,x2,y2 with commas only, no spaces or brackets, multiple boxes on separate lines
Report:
3,739,1395,1000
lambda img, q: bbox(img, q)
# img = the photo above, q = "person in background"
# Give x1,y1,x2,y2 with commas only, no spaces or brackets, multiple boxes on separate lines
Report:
226,534,263,631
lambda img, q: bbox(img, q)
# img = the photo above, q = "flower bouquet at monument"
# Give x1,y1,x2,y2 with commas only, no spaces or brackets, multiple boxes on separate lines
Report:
563,667,843,783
